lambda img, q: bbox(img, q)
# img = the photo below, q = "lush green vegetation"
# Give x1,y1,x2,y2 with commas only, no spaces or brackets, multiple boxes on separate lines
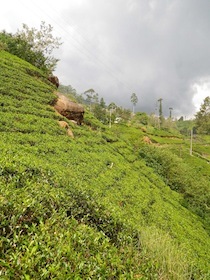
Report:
0,22,61,73
1,50,210,279
195,96,210,134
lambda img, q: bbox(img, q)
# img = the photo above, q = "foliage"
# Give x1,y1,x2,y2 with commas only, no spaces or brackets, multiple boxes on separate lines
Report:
16,21,62,73
195,96,210,134
58,84,77,96
130,92,138,113
139,145,210,228
158,98,164,126
92,103,108,124
1,50,210,279
58,84,85,104
100,97,106,108
176,119,195,135
0,31,45,70
115,106,131,123
0,22,61,73
131,112,149,125
84,88,99,111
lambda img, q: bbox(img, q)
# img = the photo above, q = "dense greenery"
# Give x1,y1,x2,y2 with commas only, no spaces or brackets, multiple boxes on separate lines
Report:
0,50,210,279
0,22,61,73
195,96,210,134
139,145,210,231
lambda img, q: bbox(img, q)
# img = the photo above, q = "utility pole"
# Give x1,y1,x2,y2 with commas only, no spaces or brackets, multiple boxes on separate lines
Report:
190,129,193,156
108,102,116,128
109,109,112,128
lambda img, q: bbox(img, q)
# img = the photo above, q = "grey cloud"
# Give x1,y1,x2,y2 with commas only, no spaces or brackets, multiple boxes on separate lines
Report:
54,0,210,117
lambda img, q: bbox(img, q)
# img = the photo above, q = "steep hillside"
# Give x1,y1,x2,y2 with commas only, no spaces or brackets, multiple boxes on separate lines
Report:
0,50,210,279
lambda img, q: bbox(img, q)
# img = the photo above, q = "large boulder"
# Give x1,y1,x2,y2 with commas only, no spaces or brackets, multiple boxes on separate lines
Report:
54,93,84,125
48,75,59,88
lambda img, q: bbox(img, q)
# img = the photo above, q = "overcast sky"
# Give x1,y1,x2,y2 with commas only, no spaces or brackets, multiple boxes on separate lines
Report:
1,0,210,118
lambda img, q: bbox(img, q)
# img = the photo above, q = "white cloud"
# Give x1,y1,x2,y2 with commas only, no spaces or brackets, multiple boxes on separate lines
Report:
192,80,210,112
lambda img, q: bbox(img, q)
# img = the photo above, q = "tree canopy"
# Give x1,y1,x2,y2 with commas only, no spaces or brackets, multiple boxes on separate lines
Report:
130,93,138,113
195,96,210,134
0,22,62,73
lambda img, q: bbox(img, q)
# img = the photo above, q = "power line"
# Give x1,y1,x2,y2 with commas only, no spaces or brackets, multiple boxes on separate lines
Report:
20,0,135,93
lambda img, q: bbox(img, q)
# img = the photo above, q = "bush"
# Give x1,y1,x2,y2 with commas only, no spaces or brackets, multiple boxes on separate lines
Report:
139,145,210,225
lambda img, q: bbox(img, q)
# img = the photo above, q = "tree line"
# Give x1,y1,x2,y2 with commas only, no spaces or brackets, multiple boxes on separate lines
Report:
58,85,132,125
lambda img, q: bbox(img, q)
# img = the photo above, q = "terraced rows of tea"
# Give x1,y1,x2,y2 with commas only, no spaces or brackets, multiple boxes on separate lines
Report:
0,50,210,279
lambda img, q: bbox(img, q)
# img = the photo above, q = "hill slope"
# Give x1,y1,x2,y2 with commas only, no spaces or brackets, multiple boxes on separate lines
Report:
0,50,210,279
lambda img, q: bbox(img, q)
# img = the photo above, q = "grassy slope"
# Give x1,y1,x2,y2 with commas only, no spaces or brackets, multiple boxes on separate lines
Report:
0,50,210,279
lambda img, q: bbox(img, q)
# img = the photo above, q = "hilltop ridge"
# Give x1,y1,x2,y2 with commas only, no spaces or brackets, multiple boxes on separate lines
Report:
0,50,210,279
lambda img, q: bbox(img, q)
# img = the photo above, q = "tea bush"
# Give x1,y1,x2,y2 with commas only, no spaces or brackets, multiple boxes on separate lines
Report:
1,50,210,279
139,145,210,230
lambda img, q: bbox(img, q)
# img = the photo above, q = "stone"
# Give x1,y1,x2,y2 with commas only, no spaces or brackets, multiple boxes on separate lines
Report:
54,93,84,125
143,136,152,144
58,120,74,138
58,120,69,129
67,128,74,138
48,75,59,88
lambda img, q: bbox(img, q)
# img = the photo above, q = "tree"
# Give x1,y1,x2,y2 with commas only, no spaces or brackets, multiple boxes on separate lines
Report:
115,106,131,123
16,22,62,73
84,88,97,111
195,96,210,134
133,112,149,125
58,84,76,95
0,31,43,67
158,98,164,127
99,97,106,109
131,93,138,114
92,97,107,123
0,31,9,50
108,102,117,128
0,22,60,73
93,103,107,124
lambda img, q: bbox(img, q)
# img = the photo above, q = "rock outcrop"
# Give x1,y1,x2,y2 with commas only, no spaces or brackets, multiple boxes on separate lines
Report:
54,93,84,125
48,75,59,88
58,120,74,138
143,136,152,144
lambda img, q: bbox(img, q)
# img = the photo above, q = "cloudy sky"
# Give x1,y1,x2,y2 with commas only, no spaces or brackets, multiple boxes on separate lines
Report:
1,0,210,118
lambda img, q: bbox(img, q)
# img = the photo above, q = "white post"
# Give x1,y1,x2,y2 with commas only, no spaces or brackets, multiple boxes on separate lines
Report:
109,109,112,128
190,129,193,156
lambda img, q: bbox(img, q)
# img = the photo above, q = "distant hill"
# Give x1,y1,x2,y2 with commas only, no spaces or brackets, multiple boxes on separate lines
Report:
0,50,210,279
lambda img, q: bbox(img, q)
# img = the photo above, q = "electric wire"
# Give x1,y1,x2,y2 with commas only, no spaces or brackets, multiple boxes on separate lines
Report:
19,0,136,95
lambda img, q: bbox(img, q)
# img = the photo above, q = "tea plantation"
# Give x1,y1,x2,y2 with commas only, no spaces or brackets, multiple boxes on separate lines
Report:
0,50,210,279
